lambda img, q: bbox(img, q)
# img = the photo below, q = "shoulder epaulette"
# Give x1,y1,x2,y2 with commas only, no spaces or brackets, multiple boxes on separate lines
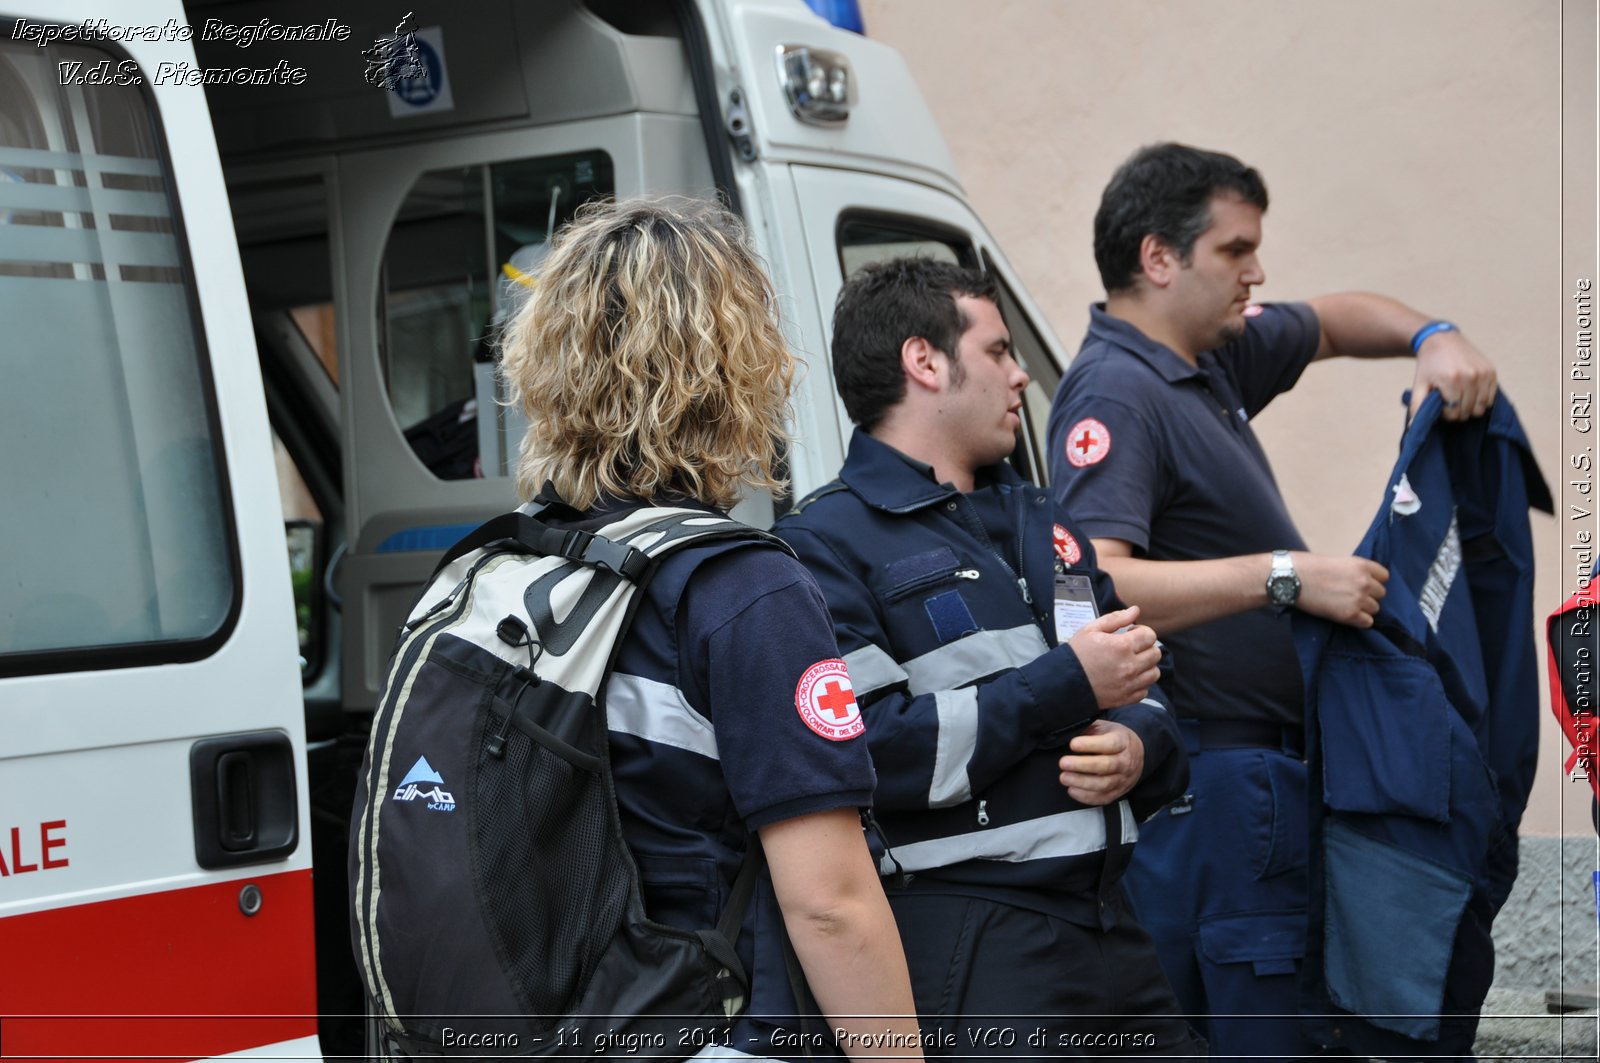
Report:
784,480,847,518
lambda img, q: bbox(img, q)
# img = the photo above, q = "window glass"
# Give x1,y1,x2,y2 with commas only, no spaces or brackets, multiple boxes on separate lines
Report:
984,251,1060,484
381,150,613,479
837,214,976,275
0,37,235,663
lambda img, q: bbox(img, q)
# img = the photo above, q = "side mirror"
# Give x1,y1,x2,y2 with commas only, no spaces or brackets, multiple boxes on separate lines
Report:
285,519,324,680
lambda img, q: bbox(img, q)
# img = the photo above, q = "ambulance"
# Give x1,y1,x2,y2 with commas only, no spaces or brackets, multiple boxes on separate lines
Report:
0,1,1071,1057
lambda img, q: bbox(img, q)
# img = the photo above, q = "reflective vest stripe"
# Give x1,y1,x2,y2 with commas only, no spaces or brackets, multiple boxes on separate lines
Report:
607,671,719,760
879,801,1137,874
902,624,1049,695
929,687,979,807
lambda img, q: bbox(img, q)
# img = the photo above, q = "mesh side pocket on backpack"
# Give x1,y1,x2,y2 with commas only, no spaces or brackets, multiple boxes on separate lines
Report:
473,704,632,1025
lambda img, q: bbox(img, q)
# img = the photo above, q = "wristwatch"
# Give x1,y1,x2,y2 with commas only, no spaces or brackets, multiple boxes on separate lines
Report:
1266,550,1301,609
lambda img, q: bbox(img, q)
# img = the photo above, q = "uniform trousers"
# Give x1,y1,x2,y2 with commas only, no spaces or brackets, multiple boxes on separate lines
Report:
888,890,1204,1059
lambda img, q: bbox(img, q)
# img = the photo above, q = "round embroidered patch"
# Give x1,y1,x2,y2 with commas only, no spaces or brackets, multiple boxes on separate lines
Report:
795,659,864,741
1242,303,1265,318
1052,524,1082,566
1064,418,1110,467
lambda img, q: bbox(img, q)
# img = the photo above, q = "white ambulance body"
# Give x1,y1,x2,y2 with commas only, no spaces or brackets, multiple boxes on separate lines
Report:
0,1,1070,1057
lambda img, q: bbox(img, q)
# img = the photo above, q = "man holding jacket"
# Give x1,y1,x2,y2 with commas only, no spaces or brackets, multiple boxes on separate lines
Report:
1046,142,1501,1060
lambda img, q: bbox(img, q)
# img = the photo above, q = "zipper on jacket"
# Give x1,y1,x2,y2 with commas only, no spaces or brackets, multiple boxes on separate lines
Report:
945,495,1031,611
884,566,981,603
1015,494,1031,606
976,800,990,826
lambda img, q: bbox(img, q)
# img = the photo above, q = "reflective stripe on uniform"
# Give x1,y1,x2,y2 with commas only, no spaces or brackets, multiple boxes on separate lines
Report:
929,687,978,807
880,800,1137,874
606,671,719,760
841,642,908,698
902,624,1049,695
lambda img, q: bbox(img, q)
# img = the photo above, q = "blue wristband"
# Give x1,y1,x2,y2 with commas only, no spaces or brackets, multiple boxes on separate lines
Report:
1410,320,1457,354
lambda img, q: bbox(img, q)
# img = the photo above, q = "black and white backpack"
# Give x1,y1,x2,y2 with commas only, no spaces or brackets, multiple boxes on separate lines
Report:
349,494,786,1057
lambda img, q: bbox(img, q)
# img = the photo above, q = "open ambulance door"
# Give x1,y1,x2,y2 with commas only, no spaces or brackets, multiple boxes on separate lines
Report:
785,166,1070,486
0,8,318,1059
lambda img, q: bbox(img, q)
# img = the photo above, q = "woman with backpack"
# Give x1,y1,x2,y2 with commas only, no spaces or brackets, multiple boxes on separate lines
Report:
497,197,925,1060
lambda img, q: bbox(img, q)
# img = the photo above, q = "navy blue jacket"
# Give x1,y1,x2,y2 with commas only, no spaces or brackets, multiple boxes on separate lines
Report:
776,431,1187,923
1293,391,1550,1047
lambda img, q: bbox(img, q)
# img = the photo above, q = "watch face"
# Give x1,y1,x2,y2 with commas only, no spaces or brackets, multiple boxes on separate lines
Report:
1267,575,1299,606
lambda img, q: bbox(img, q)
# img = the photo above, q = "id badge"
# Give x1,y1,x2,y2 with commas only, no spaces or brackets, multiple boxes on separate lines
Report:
1053,572,1099,644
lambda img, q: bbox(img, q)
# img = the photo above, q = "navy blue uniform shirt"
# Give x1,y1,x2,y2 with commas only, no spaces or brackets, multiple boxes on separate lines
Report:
593,500,875,1060
1046,302,1321,726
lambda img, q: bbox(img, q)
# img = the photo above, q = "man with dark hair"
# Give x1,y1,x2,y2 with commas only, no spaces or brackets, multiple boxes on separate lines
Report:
1047,142,1499,1060
777,256,1201,1058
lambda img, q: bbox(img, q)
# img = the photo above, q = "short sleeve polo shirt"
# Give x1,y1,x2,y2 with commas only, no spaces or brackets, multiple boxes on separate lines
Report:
1045,302,1321,727
609,531,876,1061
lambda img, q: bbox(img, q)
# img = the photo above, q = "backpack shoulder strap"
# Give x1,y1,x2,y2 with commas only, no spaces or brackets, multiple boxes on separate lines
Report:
434,511,653,581
436,500,792,582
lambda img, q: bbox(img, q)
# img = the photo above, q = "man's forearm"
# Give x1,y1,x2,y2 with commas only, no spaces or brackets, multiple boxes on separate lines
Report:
1307,291,1430,360
1092,550,1270,635
1095,542,1390,632
1305,291,1498,419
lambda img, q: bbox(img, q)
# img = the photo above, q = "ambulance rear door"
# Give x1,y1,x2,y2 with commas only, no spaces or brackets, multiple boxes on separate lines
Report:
0,3,318,1058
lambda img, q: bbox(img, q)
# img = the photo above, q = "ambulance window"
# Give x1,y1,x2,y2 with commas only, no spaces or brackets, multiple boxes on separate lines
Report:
0,37,237,669
380,150,613,480
983,251,1059,484
836,213,979,275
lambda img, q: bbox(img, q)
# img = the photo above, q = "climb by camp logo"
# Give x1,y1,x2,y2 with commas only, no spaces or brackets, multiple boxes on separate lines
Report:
392,755,456,812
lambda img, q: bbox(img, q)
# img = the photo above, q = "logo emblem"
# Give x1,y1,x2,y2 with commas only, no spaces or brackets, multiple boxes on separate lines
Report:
1052,524,1082,566
362,12,424,89
1064,418,1110,467
1242,303,1265,318
795,659,864,741
392,755,456,812
1390,473,1422,516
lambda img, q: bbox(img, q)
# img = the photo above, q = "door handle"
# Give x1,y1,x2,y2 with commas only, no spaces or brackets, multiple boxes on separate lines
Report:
190,732,298,869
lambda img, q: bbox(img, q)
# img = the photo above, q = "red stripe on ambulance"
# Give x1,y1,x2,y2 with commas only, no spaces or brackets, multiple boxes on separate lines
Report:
0,868,317,1060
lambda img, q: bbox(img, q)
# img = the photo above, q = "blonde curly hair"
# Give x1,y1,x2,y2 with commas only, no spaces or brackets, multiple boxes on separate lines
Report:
500,197,796,511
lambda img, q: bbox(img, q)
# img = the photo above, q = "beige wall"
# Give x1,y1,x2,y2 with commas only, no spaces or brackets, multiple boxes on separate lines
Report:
860,0,1591,835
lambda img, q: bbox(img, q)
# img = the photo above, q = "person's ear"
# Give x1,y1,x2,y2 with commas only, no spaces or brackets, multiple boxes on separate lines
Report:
1139,234,1180,289
900,336,947,393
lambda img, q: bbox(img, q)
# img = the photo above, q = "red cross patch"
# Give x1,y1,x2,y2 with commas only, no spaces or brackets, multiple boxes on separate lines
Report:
795,659,864,741
1052,524,1082,566
1064,418,1110,467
